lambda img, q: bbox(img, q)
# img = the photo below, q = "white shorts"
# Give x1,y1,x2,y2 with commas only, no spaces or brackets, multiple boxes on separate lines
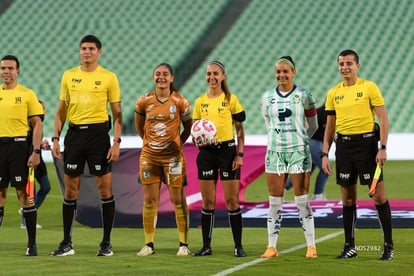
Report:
265,149,312,174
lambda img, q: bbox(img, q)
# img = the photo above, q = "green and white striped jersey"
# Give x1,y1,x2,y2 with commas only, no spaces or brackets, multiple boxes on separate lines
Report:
261,85,316,152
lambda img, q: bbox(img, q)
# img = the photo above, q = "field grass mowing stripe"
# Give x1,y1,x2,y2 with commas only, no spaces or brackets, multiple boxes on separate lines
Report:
213,230,343,276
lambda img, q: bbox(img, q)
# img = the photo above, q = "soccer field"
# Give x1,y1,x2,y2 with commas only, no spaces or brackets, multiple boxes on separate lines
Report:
0,162,413,275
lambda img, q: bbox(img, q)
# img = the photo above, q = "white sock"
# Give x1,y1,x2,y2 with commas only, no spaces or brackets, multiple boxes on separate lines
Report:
267,196,283,248
295,194,315,247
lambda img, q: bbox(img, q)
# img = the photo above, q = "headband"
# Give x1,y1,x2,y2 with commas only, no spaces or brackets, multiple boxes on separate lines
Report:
275,58,295,71
209,61,225,72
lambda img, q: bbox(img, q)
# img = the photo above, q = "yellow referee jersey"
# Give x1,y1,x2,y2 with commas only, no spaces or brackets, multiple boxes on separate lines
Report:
59,66,121,124
193,92,244,142
0,84,43,137
326,78,384,135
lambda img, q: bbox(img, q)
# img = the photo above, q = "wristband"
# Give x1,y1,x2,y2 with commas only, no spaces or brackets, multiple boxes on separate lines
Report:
52,136,60,142
320,152,329,159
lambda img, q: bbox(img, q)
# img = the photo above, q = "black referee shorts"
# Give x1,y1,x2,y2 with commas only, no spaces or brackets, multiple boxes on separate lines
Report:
196,140,240,181
335,132,383,186
0,138,30,188
63,122,111,176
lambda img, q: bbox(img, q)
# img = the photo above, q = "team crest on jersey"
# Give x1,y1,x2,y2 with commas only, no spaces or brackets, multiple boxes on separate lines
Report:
15,97,22,104
95,81,101,85
143,171,150,179
293,94,301,104
357,92,363,97
147,104,154,112
170,105,176,113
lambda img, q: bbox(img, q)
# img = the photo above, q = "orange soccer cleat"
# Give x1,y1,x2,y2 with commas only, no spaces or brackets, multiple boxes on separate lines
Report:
260,246,278,258
306,245,318,258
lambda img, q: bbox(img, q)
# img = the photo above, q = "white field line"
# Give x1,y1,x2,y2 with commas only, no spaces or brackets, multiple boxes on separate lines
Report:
213,230,343,276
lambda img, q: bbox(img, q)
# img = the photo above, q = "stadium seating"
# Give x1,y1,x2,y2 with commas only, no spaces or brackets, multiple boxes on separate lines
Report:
0,0,413,135
181,0,414,133
0,0,228,135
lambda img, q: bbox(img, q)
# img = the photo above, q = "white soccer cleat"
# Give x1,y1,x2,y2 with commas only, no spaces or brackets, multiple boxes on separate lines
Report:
311,193,327,201
137,245,154,256
176,245,191,256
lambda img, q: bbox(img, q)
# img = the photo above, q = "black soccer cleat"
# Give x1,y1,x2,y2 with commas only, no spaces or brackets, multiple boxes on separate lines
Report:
380,243,394,260
26,244,38,256
51,241,75,256
336,243,357,259
234,247,246,257
193,247,212,256
97,241,113,256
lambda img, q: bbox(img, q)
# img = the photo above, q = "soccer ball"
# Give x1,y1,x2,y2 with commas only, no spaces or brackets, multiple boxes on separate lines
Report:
191,119,217,146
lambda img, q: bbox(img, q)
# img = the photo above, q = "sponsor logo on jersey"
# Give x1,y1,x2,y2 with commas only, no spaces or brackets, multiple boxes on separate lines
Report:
335,95,344,104
72,78,82,84
278,107,292,122
201,103,209,113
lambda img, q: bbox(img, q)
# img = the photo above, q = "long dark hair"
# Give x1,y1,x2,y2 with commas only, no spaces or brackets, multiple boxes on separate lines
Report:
154,62,177,93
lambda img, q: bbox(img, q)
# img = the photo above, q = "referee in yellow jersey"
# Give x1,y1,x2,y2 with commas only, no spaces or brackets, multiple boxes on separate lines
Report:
51,35,122,257
322,49,393,260
0,55,44,256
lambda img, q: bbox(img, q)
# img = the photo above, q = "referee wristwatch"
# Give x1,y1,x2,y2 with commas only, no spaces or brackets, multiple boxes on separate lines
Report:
237,152,244,157
114,137,121,144
33,149,41,154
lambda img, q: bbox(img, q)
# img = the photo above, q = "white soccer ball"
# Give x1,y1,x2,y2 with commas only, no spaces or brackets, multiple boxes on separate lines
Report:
191,119,217,146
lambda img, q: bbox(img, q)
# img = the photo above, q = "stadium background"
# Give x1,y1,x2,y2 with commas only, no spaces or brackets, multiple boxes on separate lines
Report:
1,0,413,138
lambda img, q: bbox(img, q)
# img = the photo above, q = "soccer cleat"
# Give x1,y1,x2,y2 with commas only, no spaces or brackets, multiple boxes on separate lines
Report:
379,243,394,260
260,246,278,258
137,245,154,256
193,247,212,256
311,194,327,201
176,245,191,256
234,247,246,257
306,245,318,258
26,244,38,256
96,242,113,256
20,223,42,229
51,241,75,256
336,244,357,259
